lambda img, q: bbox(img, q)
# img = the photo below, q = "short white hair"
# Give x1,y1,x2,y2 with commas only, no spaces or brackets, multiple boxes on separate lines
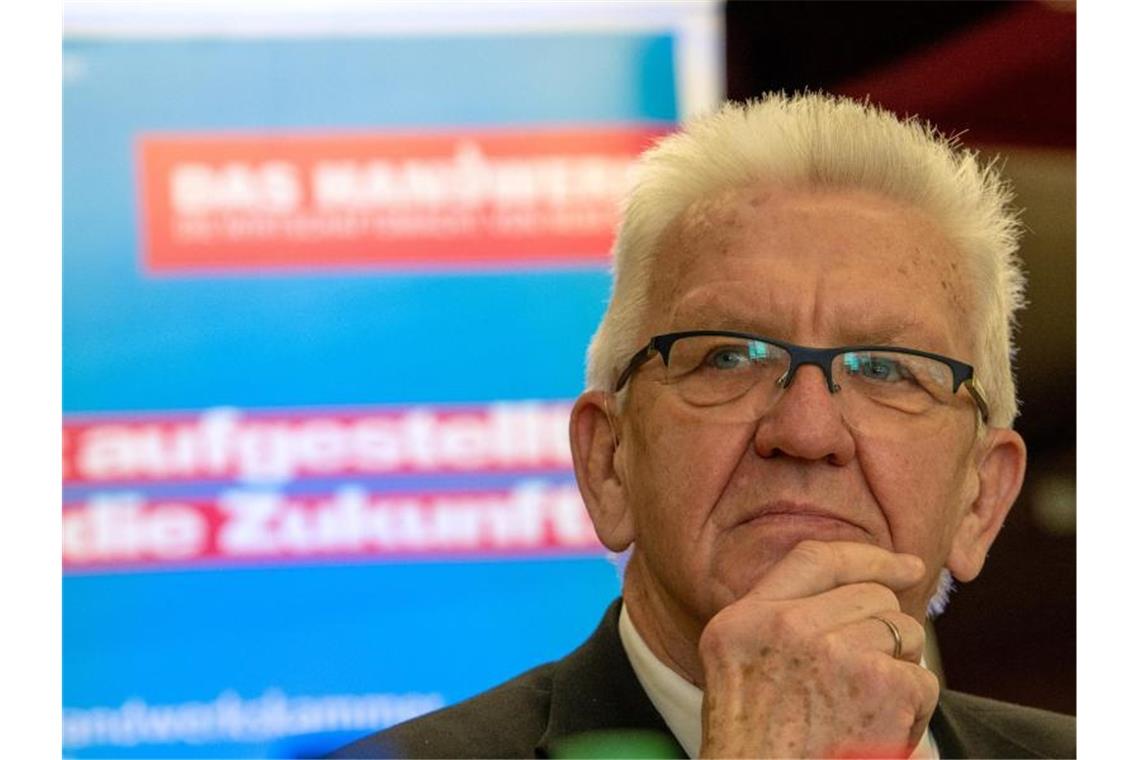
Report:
586,92,1026,428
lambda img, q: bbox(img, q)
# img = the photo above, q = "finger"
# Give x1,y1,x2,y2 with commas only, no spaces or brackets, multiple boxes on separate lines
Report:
822,660,939,759
855,612,926,664
750,540,925,601
771,581,902,636
902,663,941,749
856,660,939,750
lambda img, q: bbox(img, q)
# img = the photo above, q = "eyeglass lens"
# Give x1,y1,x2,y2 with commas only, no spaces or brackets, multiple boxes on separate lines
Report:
660,334,965,439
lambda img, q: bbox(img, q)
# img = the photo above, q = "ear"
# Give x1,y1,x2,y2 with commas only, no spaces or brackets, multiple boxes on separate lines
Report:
569,390,635,552
946,428,1028,582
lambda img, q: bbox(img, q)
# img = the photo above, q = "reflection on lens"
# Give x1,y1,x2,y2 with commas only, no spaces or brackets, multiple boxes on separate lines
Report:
662,336,965,439
666,336,788,406
835,351,952,414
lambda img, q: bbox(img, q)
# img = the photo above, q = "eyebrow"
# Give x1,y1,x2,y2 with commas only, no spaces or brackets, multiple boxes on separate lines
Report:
669,281,952,346
670,310,932,349
840,320,926,347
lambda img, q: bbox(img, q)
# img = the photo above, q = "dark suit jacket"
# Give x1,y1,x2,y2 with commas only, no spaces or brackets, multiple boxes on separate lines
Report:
329,600,1075,759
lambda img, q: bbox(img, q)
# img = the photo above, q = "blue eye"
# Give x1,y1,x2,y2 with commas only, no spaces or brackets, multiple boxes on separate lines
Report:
705,346,749,370
844,354,911,383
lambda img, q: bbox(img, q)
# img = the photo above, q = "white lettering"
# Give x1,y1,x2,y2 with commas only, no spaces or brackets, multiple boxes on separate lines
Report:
63,494,207,564
171,161,300,215
310,142,631,212
63,481,599,568
63,689,446,749
69,402,575,484
216,492,279,554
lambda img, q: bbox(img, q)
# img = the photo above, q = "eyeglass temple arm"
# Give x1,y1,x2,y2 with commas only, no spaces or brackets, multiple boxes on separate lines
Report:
614,343,659,392
962,378,990,424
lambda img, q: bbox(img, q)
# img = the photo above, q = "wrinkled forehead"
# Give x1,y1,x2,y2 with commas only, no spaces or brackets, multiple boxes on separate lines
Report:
646,187,756,312
645,184,976,350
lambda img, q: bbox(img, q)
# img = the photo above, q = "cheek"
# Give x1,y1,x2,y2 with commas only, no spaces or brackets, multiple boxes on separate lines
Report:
858,435,976,618
857,433,974,556
624,396,751,548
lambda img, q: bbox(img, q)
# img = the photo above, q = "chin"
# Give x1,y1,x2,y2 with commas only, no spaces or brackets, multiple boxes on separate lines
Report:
712,552,786,606
716,520,872,587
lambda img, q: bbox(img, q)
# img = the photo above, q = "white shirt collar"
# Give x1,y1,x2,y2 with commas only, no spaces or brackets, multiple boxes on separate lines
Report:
617,602,940,759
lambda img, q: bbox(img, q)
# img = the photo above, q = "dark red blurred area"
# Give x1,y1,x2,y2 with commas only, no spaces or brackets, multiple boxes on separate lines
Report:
729,1,1075,148
833,2,1075,148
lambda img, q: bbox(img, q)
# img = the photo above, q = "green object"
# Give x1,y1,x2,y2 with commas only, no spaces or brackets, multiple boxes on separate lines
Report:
550,729,684,759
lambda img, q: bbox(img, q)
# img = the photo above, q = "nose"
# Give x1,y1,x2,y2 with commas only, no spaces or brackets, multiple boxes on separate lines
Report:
752,363,856,465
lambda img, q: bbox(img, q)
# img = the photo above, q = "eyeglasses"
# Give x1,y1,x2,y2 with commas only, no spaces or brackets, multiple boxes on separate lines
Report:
614,330,989,436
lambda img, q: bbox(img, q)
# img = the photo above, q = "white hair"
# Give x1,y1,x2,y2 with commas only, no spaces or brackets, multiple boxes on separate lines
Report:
586,92,1026,428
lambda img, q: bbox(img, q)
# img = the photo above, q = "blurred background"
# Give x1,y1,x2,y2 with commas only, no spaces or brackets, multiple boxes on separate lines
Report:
62,2,1074,757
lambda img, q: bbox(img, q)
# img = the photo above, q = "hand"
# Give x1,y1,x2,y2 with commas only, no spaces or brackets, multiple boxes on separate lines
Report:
697,540,939,758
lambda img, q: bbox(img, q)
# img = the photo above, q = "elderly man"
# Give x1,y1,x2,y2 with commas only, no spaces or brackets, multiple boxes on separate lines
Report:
331,93,1076,759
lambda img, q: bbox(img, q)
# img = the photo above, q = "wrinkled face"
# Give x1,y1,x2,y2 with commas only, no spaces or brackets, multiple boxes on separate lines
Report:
618,185,982,626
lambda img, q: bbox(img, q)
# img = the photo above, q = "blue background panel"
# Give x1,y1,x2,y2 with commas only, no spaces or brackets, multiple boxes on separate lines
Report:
63,29,677,758
63,34,676,413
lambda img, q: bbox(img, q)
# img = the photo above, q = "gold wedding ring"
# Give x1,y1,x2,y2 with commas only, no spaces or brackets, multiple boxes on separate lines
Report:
872,615,903,659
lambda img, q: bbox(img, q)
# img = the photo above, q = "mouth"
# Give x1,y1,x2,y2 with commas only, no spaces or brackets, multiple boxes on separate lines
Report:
735,501,871,538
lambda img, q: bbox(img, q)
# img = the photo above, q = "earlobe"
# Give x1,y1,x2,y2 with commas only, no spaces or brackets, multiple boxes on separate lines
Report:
569,390,636,552
946,428,1028,582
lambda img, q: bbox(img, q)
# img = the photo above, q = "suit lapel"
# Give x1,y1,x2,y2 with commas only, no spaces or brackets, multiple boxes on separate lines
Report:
535,599,685,758
929,697,972,759
931,689,1064,759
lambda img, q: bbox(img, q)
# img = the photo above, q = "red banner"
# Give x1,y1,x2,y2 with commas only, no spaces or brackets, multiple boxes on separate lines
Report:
137,127,667,272
63,483,601,571
64,403,574,485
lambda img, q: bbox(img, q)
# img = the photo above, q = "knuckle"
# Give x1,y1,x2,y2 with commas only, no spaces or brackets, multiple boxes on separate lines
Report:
818,630,848,661
697,622,725,656
769,604,815,641
854,582,900,612
698,612,737,658
898,666,940,716
792,539,834,568
900,616,925,643
918,667,941,702
855,653,893,689
887,703,918,732
877,585,903,612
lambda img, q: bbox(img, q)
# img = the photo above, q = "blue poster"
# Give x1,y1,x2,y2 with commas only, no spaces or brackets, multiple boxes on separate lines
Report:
63,5,719,757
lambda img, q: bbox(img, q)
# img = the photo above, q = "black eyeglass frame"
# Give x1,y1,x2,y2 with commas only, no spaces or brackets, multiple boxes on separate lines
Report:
613,330,990,424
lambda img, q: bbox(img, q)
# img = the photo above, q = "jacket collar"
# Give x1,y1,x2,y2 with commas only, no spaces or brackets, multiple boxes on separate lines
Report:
535,599,685,758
